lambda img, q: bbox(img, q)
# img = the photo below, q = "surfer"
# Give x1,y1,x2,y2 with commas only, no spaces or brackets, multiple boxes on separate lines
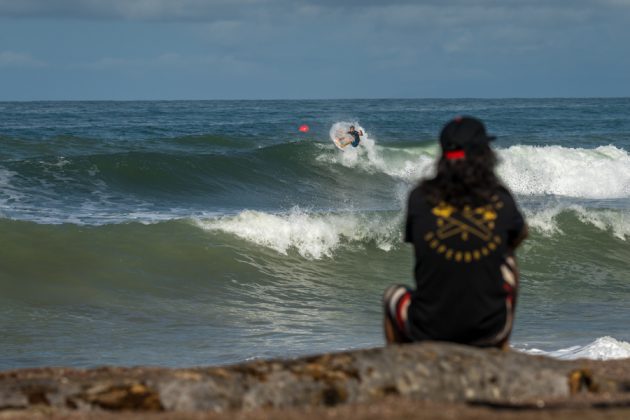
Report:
338,125,364,148
383,116,528,349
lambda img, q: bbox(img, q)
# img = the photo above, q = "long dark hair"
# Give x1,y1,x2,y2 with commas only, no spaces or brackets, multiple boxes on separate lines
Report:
420,144,503,208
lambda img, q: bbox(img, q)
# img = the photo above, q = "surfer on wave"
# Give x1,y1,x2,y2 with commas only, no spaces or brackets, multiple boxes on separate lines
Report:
337,125,364,148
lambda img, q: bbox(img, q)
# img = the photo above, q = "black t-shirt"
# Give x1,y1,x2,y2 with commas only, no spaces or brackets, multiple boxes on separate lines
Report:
404,186,525,344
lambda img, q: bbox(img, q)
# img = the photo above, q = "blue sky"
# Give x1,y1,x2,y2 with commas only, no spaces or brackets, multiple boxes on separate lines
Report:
1,0,629,100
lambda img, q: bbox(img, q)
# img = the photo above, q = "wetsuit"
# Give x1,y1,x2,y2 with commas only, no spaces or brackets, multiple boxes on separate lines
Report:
348,130,361,147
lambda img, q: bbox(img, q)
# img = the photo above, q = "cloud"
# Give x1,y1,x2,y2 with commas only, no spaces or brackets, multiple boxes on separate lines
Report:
1,0,629,99
82,52,259,76
0,0,278,21
1,0,626,22
0,51,46,67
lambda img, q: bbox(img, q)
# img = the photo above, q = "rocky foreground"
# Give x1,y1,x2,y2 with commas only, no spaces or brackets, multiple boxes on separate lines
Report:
1,342,629,419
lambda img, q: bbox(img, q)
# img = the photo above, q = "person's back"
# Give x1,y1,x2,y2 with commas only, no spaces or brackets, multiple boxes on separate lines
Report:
384,116,527,348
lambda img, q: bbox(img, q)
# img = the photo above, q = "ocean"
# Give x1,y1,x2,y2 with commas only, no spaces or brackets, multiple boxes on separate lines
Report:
1,99,629,369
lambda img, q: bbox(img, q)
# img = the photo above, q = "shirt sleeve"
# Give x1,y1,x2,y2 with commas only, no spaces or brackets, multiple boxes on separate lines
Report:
405,188,421,243
405,210,413,243
503,190,526,247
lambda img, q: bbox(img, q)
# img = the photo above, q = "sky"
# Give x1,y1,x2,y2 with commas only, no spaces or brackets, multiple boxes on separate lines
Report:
1,0,630,100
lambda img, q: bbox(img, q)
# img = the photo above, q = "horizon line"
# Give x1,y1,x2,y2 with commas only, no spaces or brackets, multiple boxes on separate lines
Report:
1,96,629,103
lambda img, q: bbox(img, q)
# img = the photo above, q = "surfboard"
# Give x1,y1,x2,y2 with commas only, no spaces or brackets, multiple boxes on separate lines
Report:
333,129,352,151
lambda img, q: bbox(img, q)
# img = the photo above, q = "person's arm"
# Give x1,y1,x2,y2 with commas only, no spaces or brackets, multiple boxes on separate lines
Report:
405,189,420,243
359,130,364,136
504,189,527,251
509,224,528,251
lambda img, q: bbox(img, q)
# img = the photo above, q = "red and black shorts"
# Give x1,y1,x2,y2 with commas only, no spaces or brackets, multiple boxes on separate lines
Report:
382,284,413,343
382,256,519,347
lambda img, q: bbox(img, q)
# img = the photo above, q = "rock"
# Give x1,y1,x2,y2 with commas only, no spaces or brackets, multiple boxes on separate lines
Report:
0,342,629,416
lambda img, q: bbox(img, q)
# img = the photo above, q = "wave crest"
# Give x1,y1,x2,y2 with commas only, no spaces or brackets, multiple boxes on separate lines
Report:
499,145,630,199
520,336,630,360
193,206,629,260
194,207,402,260
526,205,630,241
320,135,630,200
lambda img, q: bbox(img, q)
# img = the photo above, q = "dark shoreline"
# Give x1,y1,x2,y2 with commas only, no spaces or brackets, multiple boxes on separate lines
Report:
1,342,629,419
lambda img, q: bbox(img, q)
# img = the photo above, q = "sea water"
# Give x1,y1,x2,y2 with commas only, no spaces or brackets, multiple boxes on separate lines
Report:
1,99,629,369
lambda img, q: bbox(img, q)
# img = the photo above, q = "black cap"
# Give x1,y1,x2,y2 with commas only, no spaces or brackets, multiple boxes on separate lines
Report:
439,116,496,151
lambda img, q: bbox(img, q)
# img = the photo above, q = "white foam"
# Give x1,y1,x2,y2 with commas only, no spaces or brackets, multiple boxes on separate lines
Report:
524,206,565,236
520,336,630,360
574,206,630,240
498,145,630,199
194,207,401,260
0,167,25,214
525,205,630,240
319,137,630,200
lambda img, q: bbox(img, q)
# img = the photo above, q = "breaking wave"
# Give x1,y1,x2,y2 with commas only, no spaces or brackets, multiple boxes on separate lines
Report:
520,336,630,360
194,207,402,260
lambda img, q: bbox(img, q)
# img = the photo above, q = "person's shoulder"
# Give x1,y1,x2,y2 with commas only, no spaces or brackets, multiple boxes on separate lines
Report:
408,185,429,210
494,185,523,213
495,185,517,202
408,184,425,199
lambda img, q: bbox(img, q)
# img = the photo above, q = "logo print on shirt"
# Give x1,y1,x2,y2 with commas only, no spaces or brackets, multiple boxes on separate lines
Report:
424,196,504,263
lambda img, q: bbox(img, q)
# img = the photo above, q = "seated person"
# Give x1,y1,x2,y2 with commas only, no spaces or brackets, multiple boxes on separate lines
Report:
384,116,527,349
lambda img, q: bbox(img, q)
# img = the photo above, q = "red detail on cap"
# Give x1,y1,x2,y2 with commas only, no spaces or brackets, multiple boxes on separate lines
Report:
445,150,465,160
298,124,309,133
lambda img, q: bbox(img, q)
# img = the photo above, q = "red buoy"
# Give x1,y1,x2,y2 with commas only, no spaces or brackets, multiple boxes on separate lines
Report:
298,124,309,133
